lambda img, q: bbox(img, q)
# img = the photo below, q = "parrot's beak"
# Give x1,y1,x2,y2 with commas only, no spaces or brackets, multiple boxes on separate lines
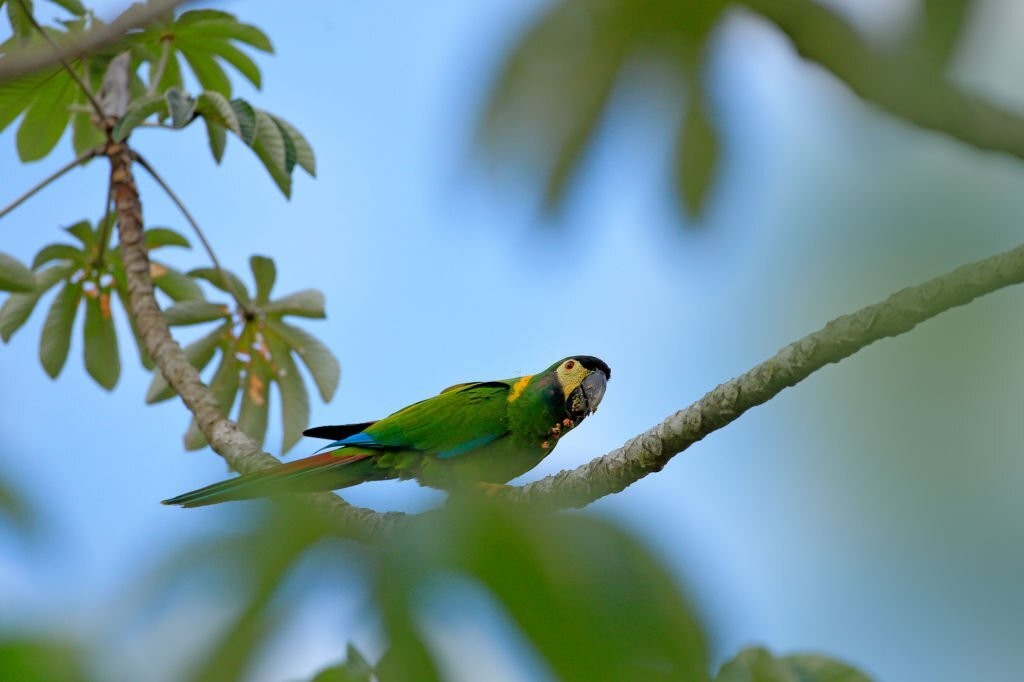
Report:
567,369,608,421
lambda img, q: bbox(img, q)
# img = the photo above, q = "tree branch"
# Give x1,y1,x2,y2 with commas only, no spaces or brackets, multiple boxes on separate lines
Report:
0,146,100,221
107,141,404,540
740,0,1024,161
504,241,1024,510
131,151,255,314
0,0,187,84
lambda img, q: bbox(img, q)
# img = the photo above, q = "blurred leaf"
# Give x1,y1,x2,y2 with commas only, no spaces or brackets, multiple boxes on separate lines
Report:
83,290,120,390
677,87,718,219
0,472,37,539
15,63,76,161
6,0,34,38
206,119,227,163
39,280,81,378
165,86,197,127
264,289,324,318
0,252,37,292
144,227,190,249
188,266,252,305
273,115,316,175
151,262,204,302
163,300,230,326
31,243,83,269
195,90,241,135
482,0,726,216
49,0,86,16
906,0,972,69
0,263,75,342
0,638,93,682
71,108,105,155
229,98,256,143
64,219,95,247
250,255,275,304
252,109,290,196
266,331,308,453
264,318,338,401
715,647,873,682
237,359,270,447
381,503,708,681
112,92,168,141
146,321,229,403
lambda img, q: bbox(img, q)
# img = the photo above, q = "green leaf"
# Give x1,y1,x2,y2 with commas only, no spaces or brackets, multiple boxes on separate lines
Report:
264,289,324,318
31,243,83,269
112,92,168,142
152,263,204,302
210,39,261,88
145,227,190,249
251,109,290,196
165,86,197,128
83,291,120,390
0,263,74,342
264,318,338,401
49,0,86,16
163,300,230,326
39,281,82,378
16,68,76,162
677,89,718,219
272,115,315,176
237,360,270,447
71,110,105,156
0,637,92,682
6,0,34,38
64,220,95,247
0,253,38,292
266,332,308,453
715,647,873,682
179,12,273,52
196,90,241,135
249,255,275,304
179,43,231,97
230,98,256,144
310,644,374,682
146,321,228,403
188,267,252,305
205,119,227,163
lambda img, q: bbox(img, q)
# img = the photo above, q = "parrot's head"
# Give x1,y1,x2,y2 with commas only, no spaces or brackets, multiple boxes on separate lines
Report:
551,355,611,422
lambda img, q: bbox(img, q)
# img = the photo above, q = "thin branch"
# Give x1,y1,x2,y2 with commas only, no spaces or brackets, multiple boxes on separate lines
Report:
740,0,1024,162
95,178,114,266
15,0,107,122
131,151,254,314
0,0,188,84
504,240,1024,510
108,141,400,540
0,146,100,221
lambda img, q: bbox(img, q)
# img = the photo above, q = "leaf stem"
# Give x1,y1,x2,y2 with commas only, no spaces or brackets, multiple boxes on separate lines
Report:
147,38,171,96
95,177,115,267
15,0,108,124
130,151,254,314
0,146,101,221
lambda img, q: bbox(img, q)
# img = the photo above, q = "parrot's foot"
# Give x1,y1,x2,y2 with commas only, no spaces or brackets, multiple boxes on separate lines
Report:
474,482,513,498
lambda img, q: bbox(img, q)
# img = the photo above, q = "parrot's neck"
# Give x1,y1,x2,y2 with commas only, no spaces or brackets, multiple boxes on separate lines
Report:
507,373,569,446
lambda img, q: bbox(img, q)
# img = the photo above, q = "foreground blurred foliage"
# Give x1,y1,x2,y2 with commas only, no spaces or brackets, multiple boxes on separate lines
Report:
116,498,869,682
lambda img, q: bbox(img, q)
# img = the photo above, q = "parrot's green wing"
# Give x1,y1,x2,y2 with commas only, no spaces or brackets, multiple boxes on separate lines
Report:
351,381,513,458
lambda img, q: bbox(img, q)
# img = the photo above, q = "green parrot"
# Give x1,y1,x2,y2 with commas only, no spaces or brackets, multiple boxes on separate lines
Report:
162,356,610,507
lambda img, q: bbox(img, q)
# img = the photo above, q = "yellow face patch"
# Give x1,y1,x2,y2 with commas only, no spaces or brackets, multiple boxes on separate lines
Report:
508,375,533,402
555,358,590,399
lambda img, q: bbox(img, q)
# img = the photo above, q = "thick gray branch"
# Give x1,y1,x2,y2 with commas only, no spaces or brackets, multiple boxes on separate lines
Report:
506,242,1024,510
107,142,404,540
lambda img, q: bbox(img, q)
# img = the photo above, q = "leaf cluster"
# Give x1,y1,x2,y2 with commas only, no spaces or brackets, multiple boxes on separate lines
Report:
0,221,339,453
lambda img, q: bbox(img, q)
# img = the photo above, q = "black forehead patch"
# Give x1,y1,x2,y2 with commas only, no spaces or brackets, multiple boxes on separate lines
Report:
573,355,610,380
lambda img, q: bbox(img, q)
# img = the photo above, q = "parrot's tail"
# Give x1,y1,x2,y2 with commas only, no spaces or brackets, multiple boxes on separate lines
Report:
161,451,378,508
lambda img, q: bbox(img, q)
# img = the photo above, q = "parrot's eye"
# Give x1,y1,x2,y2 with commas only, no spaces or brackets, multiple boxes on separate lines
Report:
565,360,575,370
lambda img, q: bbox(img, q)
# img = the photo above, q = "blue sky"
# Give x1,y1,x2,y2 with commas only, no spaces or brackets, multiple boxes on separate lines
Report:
3,1,1024,680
